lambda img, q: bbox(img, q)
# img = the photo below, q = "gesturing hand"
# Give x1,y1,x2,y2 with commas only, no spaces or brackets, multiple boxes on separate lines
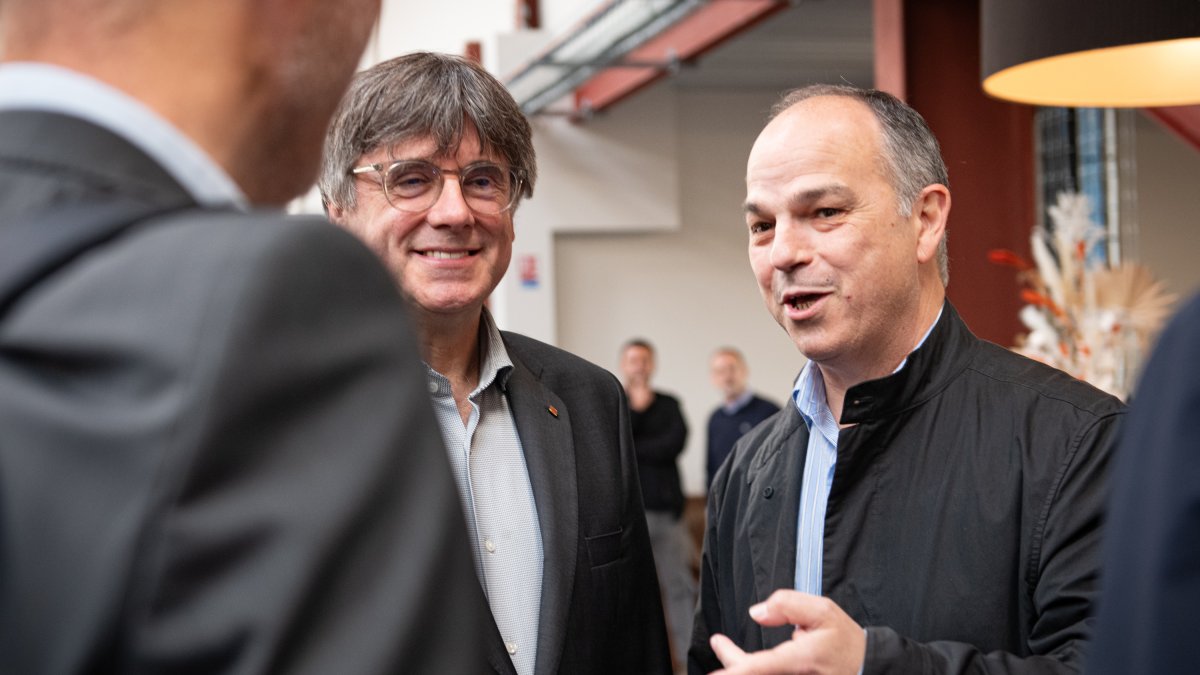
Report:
708,590,866,675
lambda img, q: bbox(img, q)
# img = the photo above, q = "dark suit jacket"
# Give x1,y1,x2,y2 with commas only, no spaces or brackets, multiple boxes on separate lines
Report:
0,110,485,674
488,331,673,675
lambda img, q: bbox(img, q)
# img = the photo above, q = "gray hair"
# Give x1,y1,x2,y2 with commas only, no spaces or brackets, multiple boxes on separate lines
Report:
319,51,537,212
771,85,950,286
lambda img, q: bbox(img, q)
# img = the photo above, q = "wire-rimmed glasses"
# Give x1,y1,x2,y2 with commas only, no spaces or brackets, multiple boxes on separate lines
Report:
350,159,523,215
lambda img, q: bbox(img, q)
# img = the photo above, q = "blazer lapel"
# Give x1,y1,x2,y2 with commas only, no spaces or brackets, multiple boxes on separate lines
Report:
503,342,578,675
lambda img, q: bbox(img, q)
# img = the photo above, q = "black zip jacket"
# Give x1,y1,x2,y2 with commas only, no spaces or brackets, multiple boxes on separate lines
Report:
691,301,1126,674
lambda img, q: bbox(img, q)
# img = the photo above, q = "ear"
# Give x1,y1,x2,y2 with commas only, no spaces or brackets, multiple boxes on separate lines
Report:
325,199,347,226
912,184,950,265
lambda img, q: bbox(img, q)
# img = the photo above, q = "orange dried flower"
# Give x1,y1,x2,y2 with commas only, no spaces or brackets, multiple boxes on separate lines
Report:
987,249,1031,270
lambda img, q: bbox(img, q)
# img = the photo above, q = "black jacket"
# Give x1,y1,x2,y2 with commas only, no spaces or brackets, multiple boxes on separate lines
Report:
630,391,688,516
691,302,1125,674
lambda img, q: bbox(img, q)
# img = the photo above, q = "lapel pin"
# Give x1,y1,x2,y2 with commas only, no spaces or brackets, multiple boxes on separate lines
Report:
547,405,559,417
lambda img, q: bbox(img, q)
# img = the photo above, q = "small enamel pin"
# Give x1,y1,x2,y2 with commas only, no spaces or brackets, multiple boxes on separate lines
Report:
547,405,559,417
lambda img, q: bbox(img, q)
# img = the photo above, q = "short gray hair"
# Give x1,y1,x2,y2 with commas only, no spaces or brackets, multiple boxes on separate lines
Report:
319,51,537,212
771,85,950,285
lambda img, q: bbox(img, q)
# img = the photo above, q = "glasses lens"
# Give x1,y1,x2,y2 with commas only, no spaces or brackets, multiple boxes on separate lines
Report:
461,164,515,214
384,161,440,210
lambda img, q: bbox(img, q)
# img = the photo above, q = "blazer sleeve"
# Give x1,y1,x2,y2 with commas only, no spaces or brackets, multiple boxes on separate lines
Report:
122,219,486,674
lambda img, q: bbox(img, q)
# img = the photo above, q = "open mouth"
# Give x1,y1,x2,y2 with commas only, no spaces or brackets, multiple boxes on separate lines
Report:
785,292,825,311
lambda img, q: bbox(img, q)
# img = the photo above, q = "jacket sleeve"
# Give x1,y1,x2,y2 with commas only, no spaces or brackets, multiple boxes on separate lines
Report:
123,220,486,675
635,394,689,464
862,411,1121,675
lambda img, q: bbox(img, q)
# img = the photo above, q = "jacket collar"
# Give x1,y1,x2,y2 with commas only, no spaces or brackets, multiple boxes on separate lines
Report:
840,300,977,425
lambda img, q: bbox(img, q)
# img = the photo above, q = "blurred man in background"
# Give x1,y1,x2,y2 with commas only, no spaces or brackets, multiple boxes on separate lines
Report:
620,338,695,672
705,347,779,488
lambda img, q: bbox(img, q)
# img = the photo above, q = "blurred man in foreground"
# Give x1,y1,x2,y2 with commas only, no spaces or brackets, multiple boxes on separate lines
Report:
0,2,481,673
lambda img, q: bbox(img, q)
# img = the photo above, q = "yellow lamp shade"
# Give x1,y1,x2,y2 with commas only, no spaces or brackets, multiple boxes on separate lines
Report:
981,0,1200,107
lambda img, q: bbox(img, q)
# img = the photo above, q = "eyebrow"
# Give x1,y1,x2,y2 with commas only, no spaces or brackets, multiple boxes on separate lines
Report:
743,184,855,215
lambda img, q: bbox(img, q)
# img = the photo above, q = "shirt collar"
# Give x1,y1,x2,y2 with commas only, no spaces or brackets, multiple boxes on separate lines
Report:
424,309,514,398
792,305,945,436
0,63,248,209
792,362,839,444
721,390,754,414
476,308,515,395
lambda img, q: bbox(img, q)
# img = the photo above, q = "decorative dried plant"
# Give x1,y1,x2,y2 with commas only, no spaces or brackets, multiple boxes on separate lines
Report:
989,192,1176,400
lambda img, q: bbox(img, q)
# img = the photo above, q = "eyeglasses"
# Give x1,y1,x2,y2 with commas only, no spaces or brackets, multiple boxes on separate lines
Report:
350,159,523,215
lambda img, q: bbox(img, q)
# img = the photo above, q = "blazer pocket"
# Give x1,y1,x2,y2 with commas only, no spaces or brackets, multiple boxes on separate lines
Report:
584,527,623,568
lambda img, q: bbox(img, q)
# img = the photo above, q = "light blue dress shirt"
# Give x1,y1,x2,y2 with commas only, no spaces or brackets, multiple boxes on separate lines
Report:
0,62,247,209
792,307,944,595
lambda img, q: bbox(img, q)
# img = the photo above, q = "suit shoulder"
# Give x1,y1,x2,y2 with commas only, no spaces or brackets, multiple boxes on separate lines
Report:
146,210,372,260
500,331,617,384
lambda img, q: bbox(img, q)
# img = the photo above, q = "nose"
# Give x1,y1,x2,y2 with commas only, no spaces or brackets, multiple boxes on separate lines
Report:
769,218,814,271
425,175,474,227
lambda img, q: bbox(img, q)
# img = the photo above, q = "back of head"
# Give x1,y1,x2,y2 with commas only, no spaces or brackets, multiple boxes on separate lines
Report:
321,51,537,212
2,0,383,206
772,84,951,285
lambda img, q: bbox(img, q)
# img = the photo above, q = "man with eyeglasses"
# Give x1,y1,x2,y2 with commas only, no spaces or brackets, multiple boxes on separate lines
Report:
319,52,673,675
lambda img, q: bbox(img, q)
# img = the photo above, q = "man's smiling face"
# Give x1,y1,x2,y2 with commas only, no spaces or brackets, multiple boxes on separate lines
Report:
331,124,515,320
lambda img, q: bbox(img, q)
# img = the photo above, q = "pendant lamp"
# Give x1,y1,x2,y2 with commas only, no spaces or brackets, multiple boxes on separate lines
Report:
981,0,1200,107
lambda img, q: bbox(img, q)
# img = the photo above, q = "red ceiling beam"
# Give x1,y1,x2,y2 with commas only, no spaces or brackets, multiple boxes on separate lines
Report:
573,0,789,115
1143,106,1200,154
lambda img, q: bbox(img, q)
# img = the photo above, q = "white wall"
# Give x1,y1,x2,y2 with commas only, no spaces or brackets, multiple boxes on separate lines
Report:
1134,113,1200,300
554,87,805,496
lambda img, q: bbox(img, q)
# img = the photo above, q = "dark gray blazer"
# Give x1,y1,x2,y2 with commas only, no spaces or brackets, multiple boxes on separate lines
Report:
488,331,673,675
0,110,485,674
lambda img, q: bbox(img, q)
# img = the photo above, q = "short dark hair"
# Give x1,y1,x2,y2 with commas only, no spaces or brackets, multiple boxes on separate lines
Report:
622,338,655,356
319,51,537,212
771,84,950,285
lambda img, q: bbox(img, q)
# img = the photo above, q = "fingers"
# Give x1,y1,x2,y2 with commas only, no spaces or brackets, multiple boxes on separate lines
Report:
709,638,811,675
711,633,750,667
748,590,836,629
